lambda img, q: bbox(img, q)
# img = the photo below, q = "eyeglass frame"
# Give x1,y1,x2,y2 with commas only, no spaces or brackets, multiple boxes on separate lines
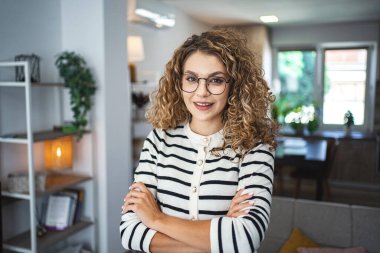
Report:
180,73,230,95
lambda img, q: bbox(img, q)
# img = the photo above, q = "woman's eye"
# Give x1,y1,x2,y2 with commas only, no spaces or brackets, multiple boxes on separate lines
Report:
186,76,197,82
209,77,225,84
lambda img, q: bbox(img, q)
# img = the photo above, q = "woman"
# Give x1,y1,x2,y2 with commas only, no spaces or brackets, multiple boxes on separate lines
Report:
120,28,277,253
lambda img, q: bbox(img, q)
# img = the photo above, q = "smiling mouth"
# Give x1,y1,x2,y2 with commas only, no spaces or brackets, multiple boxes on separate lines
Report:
193,102,213,110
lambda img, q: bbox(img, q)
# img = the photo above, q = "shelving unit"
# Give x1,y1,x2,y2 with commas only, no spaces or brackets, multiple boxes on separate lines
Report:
131,82,156,167
0,61,94,253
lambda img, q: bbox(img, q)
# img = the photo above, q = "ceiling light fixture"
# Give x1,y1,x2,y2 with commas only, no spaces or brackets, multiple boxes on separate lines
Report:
135,8,175,28
260,15,279,23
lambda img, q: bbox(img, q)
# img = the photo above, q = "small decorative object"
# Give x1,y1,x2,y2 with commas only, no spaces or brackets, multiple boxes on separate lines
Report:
55,51,96,140
7,171,46,193
344,110,354,135
132,92,149,121
44,136,73,170
127,36,145,83
15,54,41,82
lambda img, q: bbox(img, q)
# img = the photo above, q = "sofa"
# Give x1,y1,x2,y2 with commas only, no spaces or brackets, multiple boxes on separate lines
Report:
259,196,380,253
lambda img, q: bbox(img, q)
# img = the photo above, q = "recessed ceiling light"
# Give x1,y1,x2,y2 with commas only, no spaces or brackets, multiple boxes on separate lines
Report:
260,15,279,23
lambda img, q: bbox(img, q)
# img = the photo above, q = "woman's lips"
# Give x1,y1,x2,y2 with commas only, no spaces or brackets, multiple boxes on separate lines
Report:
193,102,213,111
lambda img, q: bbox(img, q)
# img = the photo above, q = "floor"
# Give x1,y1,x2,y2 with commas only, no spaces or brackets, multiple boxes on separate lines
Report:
273,171,380,208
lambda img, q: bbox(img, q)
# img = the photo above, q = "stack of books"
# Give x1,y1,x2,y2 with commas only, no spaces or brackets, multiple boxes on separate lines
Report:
44,189,84,230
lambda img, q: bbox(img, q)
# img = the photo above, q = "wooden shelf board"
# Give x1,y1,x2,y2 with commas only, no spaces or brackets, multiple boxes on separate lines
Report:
2,173,92,199
42,173,92,195
3,220,93,251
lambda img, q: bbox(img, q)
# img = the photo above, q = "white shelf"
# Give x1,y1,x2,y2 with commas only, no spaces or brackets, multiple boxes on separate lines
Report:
0,82,26,87
0,137,28,144
1,61,95,252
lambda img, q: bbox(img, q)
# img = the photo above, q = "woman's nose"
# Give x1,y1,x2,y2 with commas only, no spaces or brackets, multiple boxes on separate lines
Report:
195,79,210,97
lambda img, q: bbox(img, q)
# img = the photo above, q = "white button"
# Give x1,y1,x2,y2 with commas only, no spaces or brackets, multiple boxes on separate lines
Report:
197,160,203,166
192,186,197,193
203,137,209,143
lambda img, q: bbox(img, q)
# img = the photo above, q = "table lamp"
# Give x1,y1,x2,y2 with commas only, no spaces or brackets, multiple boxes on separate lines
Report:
127,36,145,83
44,136,73,171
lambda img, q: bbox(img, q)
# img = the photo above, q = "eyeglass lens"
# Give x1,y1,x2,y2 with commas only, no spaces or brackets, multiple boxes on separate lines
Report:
182,74,227,95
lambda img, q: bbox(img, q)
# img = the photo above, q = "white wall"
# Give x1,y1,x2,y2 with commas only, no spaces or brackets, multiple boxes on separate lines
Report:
61,0,131,252
128,8,210,82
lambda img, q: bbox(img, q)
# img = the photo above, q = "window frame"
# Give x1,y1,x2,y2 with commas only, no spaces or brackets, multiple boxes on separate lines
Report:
273,42,377,133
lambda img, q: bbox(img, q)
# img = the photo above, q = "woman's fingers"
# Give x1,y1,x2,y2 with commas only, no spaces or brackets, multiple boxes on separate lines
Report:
231,200,254,213
122,184,149,214
129,181,148,193
232,192,254,205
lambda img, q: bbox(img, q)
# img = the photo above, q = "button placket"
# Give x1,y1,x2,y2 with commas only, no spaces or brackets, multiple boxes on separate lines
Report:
189,145,206,220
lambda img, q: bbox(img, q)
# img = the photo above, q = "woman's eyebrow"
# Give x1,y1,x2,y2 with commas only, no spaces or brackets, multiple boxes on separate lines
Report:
183,70,227,76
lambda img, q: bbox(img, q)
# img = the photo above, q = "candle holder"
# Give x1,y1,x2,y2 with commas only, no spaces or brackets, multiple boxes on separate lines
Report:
44,136,73,171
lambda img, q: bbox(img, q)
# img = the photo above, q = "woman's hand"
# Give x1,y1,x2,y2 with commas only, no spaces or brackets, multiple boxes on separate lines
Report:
226,188,254,217
122,182,163,228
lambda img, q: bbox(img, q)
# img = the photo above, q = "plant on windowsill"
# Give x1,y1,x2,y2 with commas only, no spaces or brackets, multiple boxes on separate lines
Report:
285,104,320,135
344,110,354,135
55,51,96,141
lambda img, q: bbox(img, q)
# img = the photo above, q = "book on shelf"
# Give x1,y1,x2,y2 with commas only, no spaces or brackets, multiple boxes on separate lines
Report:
44,189,84,230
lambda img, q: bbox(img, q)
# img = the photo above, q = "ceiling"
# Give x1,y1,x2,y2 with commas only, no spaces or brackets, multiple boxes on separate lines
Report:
161,0,380,27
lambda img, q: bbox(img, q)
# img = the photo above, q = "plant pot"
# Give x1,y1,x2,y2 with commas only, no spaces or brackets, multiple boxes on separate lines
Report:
62,124,77,134
344,126,352,136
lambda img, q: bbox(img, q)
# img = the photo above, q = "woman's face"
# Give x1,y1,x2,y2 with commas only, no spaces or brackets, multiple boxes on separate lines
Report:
181,51,230,132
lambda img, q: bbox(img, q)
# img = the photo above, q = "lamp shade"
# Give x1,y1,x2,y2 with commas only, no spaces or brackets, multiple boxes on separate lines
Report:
44,136,73,170
127,36,145,62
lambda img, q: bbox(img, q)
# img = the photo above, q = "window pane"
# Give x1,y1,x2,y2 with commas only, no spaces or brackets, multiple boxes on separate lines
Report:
278,51,316,105
276,51,316,124
323,48,367,125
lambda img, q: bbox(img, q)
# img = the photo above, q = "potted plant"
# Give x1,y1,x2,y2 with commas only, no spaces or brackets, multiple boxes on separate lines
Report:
344,110,354,135
285,104,319,135
55,51,96,140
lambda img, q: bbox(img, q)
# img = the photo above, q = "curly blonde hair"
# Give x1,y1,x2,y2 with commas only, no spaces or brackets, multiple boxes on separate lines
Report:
146,27,278,152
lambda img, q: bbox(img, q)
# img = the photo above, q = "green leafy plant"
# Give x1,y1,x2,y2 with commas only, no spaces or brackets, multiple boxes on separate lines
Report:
55,51,96,140
344,110,354,128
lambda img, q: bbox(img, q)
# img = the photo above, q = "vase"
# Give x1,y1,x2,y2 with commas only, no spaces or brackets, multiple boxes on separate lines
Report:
344,126,352,136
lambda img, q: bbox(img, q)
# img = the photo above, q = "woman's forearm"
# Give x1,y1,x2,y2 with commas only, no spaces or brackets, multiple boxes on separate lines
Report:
151,214,211,252
150,232,206,253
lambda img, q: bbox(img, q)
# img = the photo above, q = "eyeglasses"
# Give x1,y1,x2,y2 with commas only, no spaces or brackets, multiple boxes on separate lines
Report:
181,73,229,95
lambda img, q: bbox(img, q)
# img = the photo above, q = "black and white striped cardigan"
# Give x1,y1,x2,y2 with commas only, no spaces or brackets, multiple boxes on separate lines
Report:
120,123,274,253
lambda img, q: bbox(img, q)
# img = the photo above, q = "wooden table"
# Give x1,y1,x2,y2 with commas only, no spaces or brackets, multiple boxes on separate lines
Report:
275,137,328,199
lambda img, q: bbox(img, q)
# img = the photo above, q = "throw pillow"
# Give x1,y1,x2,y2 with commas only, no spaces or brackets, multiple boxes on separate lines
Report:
297,247,366,253
279,227,320,253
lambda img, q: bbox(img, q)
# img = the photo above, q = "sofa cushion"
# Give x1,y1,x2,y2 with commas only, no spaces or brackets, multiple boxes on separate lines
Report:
266,196,295,240
351,205,380,253
279,227,319,253
259,236,285,253
294,199,351,247
297,247,366,253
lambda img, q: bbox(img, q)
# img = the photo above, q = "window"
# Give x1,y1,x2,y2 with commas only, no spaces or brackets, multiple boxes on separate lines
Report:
274,44,376,132
323,48,367,125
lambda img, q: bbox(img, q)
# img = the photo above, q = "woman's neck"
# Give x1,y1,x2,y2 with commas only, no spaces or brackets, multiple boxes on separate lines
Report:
189,120,223,136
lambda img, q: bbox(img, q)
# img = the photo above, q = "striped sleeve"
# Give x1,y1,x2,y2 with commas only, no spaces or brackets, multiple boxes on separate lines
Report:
120,131,158,252
209,144,274,253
